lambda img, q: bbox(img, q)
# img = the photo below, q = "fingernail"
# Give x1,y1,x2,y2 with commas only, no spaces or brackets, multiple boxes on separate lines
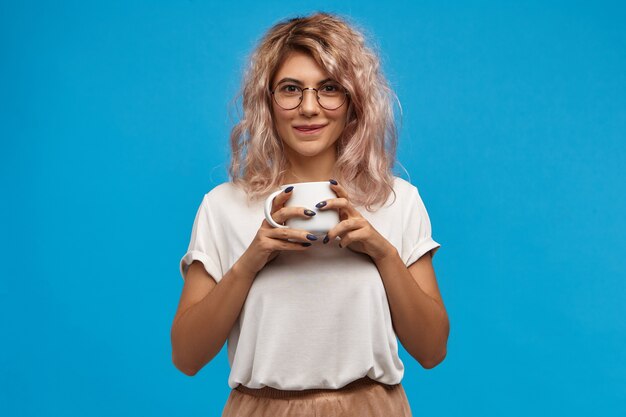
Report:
284,186,294,193
338,243,343,248
315,201,327,208
304,209,316,216
301,242,312,247
329,179,338,185
323,235,330,244
306,234,318,241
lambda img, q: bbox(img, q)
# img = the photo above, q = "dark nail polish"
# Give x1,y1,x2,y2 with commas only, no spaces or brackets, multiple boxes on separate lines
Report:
301,242,312,247
306,234,318,241
339,243,343,248
304,209,316,216
323,235,330,244
315,201,327,208
329,179,338,185
284,186,294,193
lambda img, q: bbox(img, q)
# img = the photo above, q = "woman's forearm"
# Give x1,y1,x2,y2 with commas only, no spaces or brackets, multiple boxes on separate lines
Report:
374,249,449,368
171,261,256,375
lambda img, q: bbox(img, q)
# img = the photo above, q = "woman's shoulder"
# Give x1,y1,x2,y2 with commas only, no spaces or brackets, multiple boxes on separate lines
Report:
362,176,418,212
391,176,420,196
201,181,261,210
201,182,245,204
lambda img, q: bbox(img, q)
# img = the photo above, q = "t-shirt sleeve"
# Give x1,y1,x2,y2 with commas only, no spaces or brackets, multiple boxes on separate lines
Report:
179,194,223,282
401,185,441,266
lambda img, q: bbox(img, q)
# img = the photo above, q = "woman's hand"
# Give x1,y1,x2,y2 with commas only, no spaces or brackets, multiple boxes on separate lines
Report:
236,186,317,277
318,181,395,262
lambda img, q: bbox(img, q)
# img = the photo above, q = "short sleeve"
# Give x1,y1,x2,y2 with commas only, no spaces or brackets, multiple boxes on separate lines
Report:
179,195,223,282
401,185,441,266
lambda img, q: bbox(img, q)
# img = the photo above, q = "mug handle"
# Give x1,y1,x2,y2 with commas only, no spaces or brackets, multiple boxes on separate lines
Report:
264,189,289,229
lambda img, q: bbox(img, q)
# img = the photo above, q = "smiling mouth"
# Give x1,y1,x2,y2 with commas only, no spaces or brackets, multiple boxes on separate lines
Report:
293,125,327,135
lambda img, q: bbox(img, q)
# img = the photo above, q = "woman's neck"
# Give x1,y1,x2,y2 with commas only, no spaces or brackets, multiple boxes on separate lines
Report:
283,172,334,184
282,149,338,184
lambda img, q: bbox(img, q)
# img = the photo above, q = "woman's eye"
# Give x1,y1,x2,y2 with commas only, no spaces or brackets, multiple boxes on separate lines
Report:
280,85,300,93
321,84,340,92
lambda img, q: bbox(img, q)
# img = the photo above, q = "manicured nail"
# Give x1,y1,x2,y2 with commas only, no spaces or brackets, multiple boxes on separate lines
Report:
284,186,294,193
329,179,338,185
315,201,327,208
301,242,312,247
323,235,330,244
306,234,318,241
304,209,316,216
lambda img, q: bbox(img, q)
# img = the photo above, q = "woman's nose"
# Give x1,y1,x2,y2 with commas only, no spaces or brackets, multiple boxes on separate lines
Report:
299,89,320,116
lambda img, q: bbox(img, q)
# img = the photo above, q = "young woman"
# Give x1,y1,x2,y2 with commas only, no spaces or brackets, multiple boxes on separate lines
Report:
171,12,449,416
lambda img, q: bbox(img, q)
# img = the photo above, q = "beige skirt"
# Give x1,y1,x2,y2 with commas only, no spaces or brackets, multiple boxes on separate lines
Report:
221,376,413,417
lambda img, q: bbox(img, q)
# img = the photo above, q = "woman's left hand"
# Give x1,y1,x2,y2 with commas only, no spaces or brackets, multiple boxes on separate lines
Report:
318,181,395,262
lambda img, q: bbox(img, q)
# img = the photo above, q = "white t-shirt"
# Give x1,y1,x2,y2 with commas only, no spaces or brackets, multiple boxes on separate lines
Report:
179,177,441,390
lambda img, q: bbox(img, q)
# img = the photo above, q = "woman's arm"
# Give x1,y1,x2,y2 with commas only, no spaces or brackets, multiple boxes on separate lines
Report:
171,260,256,376
172,187,320,375
318,181,449,369
373,247,449,369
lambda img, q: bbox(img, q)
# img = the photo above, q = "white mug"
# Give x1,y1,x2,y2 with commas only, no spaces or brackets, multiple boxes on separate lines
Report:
264,181,340,236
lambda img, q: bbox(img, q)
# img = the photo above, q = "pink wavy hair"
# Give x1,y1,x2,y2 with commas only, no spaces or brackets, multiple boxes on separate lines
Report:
229,12,399,210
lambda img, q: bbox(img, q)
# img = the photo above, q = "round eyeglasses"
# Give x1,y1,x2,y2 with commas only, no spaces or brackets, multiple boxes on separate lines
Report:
271,82,349,110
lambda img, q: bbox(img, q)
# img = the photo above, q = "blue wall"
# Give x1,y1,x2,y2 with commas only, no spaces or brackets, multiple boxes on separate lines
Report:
1,1,624,416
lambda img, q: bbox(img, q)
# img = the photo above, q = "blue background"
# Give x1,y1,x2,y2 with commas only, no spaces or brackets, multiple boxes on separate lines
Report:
2,1,625,416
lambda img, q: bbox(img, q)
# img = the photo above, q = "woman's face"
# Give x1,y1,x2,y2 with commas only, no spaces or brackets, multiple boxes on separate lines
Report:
271,51,349,163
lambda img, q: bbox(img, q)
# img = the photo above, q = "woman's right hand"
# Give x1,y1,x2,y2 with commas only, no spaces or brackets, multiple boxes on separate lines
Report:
236,186,317,277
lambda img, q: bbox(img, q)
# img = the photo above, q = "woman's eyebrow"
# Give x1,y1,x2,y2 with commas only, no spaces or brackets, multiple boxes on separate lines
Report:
275,77,334,86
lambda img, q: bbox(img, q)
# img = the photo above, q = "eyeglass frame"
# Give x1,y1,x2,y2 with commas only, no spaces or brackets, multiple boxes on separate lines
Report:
270,83,350,111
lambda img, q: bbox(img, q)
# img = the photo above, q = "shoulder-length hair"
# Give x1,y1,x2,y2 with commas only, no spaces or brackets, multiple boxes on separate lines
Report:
229,12,398,210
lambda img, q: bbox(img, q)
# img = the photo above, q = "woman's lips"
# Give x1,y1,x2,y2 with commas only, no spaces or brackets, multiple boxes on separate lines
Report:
293,125,327,135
